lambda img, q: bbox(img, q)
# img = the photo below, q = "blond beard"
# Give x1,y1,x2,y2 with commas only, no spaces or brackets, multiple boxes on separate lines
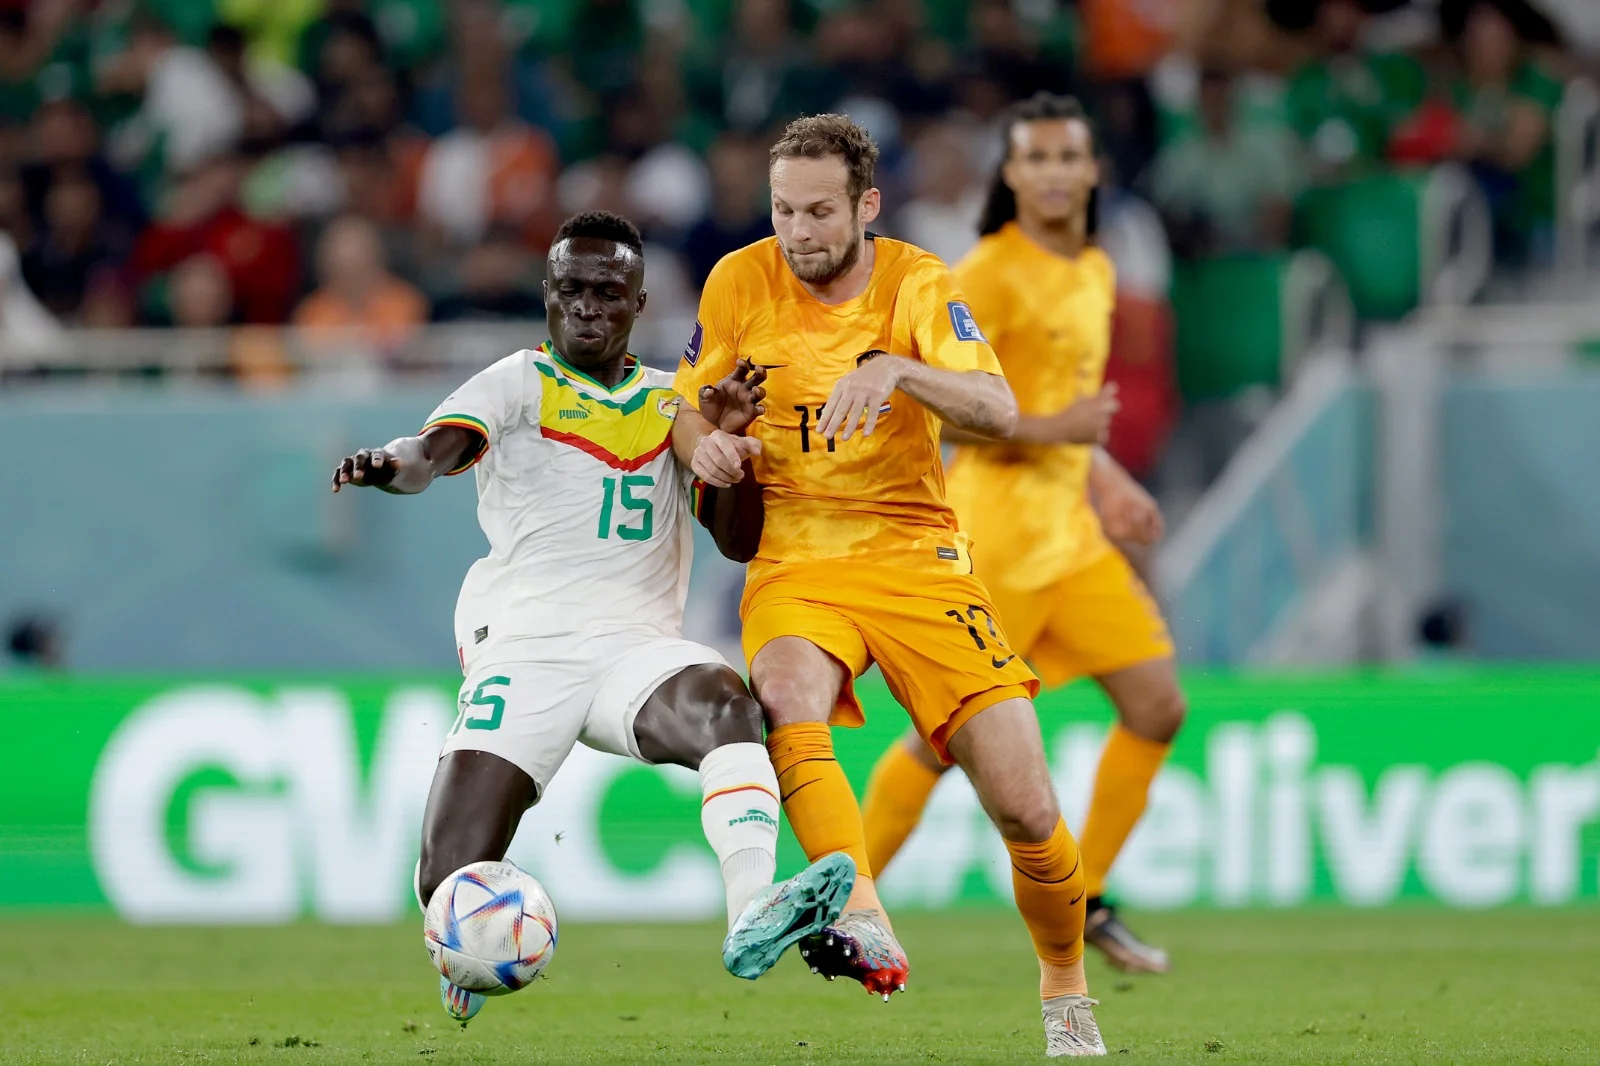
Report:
781,219,863,285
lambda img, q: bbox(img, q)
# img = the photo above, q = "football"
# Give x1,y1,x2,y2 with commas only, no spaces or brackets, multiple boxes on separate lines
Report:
424,860,558,995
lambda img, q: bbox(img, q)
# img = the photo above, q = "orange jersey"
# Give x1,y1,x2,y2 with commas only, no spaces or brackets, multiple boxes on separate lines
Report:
947,223,1117,591
675,235,1004,582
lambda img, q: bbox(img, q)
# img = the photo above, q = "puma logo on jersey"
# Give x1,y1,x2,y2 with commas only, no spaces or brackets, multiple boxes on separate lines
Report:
558,407,591,420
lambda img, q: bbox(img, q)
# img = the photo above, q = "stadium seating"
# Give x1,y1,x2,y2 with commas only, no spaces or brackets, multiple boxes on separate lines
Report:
1293,165,1491,322
1169,249,1352,401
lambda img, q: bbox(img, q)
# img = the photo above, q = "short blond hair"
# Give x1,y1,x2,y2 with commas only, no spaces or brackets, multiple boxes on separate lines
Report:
769,114,879,204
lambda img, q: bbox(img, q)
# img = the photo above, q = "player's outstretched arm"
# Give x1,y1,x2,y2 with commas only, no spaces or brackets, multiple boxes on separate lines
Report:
943,383,1121,446
817,354,1019,442
330,425,483,496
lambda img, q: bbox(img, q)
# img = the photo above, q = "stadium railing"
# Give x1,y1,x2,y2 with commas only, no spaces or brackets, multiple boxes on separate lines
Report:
1556,77,1600,278
1419,164,1493,308
0,315,697,383
1155,349,1376,666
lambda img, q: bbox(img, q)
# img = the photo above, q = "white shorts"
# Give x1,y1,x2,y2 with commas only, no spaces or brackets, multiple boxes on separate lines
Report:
440,630,730,794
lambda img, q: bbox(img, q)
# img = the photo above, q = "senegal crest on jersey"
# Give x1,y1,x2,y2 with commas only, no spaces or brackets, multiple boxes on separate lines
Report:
533,342,677,472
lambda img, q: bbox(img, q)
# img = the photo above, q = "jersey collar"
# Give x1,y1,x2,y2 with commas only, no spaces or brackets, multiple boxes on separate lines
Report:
539,340,643,394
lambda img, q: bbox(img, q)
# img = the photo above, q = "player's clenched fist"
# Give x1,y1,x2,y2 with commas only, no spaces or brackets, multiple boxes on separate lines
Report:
692,430,762,488
332,448,399,492
332,438,425,493
818,352,906,441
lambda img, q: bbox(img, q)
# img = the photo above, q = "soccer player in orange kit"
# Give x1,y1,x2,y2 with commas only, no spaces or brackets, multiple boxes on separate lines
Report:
860,93,1187,975
672,114,1107,1057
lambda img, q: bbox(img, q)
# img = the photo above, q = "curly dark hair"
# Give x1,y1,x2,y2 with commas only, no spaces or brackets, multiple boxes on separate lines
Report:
978,93,1098,238
769,114,880,205
553,210,644,254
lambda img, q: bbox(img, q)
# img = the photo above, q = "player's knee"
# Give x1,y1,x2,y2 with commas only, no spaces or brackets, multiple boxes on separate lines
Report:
1129,686,1187,744
752,671,831,728
992,791,1062,844
704,691,764,748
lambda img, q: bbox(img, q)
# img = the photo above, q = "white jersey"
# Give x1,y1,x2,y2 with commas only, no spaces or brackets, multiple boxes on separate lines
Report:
424,342,696,657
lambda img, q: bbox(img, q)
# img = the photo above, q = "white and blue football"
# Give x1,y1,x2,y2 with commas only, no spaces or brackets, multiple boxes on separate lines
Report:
424,860,558,995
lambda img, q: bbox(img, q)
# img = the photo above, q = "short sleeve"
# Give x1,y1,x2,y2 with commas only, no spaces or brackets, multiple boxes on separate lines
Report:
673,255,742,408
423,351,528,474
953,250,1020,366
908,258,1004,375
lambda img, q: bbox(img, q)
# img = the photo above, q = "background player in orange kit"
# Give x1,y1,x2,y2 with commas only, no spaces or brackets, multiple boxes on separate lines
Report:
859,94,1188,975
672,114,1109,1057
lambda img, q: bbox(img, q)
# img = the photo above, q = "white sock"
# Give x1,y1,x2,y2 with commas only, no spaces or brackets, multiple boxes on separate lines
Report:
698,742,780,929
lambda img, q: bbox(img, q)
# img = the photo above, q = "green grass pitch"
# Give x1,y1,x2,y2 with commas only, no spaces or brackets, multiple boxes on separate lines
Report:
3,909,1597,1064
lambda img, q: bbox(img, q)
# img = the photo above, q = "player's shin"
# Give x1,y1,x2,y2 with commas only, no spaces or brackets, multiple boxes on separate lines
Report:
766,722,886,919
1007,817,1090,1000
861,738,943,876
1079,724,1171,899
699,742,781,926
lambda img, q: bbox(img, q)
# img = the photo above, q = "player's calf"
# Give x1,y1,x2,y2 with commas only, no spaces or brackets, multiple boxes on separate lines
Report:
416,750,538,907
635,664,784,927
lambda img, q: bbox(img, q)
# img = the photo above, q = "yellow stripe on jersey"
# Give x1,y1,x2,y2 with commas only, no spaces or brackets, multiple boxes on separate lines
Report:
421,413,492,475
534,351,679,471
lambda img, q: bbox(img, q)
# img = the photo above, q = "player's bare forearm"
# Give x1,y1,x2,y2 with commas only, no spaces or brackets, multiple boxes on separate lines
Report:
674,399,762,488
942,413,1078,446
330,425,480,495
1087,446,1124,488
671,404,717,467
697,461,764,563
895,360,1019,439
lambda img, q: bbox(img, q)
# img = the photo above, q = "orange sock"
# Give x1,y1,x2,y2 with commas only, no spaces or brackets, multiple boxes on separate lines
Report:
1079,724,1173,899
861,740,943,876
1006,818,1088,1000
766,722,885,918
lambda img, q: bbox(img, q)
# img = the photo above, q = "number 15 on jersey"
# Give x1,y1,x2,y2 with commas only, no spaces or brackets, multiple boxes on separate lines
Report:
598,475,654,540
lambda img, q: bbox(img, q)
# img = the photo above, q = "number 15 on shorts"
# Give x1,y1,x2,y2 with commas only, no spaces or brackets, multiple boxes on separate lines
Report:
450,676,510,735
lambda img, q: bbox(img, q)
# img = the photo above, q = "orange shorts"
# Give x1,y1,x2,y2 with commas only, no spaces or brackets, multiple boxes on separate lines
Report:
741,559,1039,763
989,549,1175,689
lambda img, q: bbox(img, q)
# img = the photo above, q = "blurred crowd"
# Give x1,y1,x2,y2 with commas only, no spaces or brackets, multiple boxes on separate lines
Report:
0,0,1593,384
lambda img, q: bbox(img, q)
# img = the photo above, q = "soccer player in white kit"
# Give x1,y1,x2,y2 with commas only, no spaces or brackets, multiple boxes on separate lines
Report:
332,212,854,1023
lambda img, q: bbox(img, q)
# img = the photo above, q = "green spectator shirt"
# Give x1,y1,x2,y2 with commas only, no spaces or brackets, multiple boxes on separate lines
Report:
1287,51,1427,171
1452,60,1565,230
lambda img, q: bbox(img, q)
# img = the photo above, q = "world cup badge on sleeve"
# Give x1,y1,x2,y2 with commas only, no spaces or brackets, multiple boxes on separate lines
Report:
684,321,704,367
948,302,987,344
